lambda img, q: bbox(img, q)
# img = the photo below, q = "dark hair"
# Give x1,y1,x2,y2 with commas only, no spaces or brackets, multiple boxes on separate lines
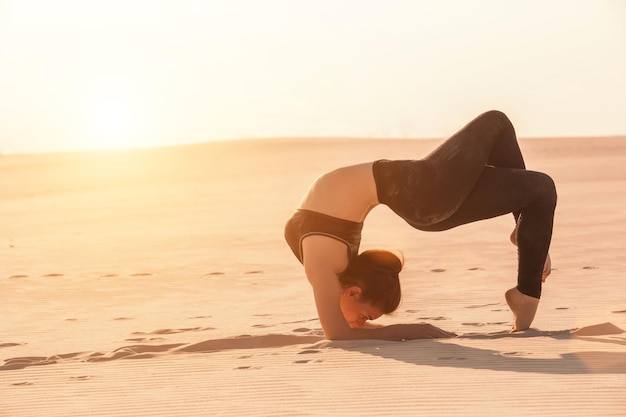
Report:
338,249,403,314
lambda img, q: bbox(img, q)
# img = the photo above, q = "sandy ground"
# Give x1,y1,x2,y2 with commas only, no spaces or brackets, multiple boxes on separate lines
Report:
1,136,625,416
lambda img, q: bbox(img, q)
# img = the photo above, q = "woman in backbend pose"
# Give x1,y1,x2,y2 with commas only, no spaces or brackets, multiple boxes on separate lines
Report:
285,110,556,340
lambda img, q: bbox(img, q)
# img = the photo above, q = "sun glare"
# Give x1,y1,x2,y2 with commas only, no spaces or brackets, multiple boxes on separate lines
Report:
86,100,134,149
77,81,144,151
2,1,624,153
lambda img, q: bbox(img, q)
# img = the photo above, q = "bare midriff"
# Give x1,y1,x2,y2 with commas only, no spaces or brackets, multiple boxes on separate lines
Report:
297,162,379,223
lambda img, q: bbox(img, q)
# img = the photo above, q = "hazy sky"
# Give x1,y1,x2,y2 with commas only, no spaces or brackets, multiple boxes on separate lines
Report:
1,0,624,153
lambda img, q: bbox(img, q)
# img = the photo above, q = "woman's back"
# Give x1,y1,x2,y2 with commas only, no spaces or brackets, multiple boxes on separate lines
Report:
297,162,379,223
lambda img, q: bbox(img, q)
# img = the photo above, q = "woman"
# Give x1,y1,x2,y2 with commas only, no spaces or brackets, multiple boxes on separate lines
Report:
285,110,556,340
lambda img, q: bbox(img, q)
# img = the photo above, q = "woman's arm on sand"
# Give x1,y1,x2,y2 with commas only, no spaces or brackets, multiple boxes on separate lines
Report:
308,275,455,340
302,237,455,340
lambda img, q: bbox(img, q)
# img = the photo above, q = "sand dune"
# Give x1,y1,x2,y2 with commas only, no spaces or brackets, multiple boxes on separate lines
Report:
2,137,625,416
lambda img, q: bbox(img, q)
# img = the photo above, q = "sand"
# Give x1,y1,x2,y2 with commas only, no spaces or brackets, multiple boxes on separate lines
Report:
1,136,625,416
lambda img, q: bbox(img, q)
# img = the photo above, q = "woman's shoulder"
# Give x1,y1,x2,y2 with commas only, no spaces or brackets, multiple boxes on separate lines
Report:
301,234,351,276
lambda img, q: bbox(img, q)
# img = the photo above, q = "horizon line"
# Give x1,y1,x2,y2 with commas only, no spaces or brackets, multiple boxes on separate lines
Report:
2,134,625,156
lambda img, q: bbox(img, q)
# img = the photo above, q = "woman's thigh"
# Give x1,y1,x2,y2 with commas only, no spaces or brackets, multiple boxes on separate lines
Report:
416,166,550,231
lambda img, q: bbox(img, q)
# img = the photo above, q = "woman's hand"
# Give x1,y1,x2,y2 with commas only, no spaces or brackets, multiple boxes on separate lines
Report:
405,323,457,339
302,236,457,341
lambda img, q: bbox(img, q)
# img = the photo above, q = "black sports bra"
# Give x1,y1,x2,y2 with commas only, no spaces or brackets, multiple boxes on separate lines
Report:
284,209,363,264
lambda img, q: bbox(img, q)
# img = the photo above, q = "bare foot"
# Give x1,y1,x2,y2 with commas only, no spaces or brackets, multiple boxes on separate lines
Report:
541,253,551,282
505,287,539,331
510,227,551,281
509,227,517,245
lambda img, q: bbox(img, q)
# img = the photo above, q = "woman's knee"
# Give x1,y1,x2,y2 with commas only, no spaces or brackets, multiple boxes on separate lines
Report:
467,110,515,144
536,172,557,208
480,110,513,130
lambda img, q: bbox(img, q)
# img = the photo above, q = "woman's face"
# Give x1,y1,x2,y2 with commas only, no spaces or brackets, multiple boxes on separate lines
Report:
339,286,384,328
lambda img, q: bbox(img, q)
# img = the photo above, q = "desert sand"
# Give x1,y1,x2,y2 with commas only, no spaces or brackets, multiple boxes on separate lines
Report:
1,136,625,416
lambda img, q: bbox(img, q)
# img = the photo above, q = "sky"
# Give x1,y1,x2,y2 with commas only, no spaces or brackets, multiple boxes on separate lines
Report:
0,0,624,153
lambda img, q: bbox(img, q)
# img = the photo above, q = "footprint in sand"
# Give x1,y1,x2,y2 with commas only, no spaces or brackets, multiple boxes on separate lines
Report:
252,324,273,329
129,273,152,277
404,309,420,313
555,307,570,310
582,266,598,270
417,316,448,321
207,272,225,276
438,356,467,361
125,337,166,343
282,318,319,325
43,273,63,277
573,322,625,336
292,328,311,333
298,349,320,355
190,315,213,319
462,322,508,327
1,357,57,371
502,352,531,356
9,274,28,279
70,375,94,381
132,327,215,336
12,382,34,386
612,310,626,314
465,303,500,309
0,343,24,348
235,366,261,370
65,318,78,322
101,274,117,278
467,267,483,271
113,317,134,321
292,327,324,336
244,270,264,275
431,268,446,273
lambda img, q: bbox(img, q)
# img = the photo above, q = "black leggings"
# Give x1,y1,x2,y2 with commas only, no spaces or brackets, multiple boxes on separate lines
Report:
373,110,557,298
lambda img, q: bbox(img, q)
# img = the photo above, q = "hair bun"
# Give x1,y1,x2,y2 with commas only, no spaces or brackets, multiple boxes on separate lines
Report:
359,249,403,273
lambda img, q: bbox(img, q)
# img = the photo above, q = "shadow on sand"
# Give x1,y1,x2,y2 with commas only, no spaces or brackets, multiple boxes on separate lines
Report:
3,324,625,374
332,327,626,375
